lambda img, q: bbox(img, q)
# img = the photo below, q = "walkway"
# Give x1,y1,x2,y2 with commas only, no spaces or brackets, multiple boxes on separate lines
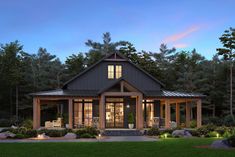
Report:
0,136,158,143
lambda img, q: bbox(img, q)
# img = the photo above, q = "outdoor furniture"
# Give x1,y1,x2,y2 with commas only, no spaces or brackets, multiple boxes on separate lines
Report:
152,117,160,128
52,118,62,127
45,121,53,128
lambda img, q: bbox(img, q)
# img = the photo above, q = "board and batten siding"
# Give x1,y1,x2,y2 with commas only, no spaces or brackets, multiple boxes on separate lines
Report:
66,61,161,91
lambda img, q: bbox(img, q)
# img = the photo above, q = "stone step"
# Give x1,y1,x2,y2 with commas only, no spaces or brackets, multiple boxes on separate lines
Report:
102,129,143,136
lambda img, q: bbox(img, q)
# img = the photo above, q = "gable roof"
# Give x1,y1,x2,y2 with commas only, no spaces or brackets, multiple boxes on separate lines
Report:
98,78,146,95
63,52,165,89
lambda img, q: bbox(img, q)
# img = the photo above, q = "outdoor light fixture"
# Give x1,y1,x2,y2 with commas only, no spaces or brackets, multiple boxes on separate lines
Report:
216,133,219,138
37,134,44,139
164,133,167,138
126,104,130,108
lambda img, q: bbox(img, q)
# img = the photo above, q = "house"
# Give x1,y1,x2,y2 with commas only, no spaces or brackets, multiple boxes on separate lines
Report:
31,52,204,130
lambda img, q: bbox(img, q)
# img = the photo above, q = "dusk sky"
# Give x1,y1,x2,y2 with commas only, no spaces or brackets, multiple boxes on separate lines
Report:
0,0,234,61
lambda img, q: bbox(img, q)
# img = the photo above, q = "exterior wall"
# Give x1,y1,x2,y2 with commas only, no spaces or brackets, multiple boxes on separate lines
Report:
66,61,161,91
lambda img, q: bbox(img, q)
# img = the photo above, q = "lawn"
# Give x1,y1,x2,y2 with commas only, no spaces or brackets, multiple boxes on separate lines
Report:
0,138,234,157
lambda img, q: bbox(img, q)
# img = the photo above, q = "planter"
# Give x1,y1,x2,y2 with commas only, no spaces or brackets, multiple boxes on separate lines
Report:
128,124,134,129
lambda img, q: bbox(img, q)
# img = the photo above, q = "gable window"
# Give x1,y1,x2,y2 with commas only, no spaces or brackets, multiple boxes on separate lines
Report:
116,65,122,79
108,65,114,79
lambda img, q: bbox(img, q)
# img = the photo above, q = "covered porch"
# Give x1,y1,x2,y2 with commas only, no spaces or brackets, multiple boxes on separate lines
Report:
32,92,202,130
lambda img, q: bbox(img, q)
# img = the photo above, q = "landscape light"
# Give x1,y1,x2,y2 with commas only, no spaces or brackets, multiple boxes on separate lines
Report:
164,133,167,138
216,133,219,138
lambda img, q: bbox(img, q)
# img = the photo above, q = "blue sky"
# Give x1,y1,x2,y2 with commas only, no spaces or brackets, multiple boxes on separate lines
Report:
0,0,234,61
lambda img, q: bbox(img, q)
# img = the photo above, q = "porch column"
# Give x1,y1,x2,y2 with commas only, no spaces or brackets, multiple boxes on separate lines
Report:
165,100,171,128
33,97,40,129
186,101,191,127
68,98,73,129
197,99,202,128
176,103,180,126
99,94,105,130
136,94,143,129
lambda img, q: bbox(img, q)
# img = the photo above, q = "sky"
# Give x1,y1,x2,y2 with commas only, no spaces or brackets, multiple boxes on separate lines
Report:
0,0,234,61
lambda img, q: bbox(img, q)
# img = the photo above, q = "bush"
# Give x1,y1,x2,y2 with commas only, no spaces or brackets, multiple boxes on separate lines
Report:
188,129,200,137
80,133,95,138
190,120,197,128
38,129,67,137
25,129,37,138
14,134,26,139
147,128,160,136
0,119,11,127
223,115,235,126
207,131,219,138
215,126,230,135
196,124,216,136
75,127,99,138
223,131,232,138
21,119,33,129
227,135,235,147
160,129,174,134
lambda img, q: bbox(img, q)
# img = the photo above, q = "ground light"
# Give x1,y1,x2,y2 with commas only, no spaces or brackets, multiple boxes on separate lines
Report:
164,133,168,138
37,134,44,139
216,133,220,138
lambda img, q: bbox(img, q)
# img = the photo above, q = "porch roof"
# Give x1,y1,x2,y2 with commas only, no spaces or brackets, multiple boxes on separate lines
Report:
30,89,205,98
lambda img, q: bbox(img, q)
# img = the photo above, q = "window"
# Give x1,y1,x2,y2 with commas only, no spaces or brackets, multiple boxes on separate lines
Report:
116,65,122,79
108,65,114,79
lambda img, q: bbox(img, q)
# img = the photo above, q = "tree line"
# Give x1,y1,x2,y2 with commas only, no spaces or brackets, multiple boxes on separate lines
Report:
0,29,234,124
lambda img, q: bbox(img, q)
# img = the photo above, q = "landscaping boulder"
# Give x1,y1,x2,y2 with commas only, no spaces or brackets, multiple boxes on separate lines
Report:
172,130,192,137
0,131,16,139
211,140,231,149
64,133,77,139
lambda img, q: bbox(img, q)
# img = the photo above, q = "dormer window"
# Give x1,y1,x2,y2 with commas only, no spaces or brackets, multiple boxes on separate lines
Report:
107,65,122,79
116,65,122,79
108,65,114,79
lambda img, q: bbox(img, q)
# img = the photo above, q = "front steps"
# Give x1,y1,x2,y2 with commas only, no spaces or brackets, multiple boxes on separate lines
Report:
102,129,143,136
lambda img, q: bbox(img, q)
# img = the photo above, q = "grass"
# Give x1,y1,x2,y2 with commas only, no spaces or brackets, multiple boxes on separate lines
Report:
0,138,234,157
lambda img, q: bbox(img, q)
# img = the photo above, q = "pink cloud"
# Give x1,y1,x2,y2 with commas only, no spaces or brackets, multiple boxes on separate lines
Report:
162,25,201,44
173,43,188,48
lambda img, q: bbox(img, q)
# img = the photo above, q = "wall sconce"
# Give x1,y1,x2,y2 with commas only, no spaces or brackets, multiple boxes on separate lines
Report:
126,104,130,108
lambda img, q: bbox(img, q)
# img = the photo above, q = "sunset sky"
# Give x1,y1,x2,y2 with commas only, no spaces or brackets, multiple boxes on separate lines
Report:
0,0,234,61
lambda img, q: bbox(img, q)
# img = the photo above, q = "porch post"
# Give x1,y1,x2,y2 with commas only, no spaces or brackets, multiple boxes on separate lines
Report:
176,103,180,127
165,100,171,128
99,94,105,130
33,97,40,129
136,94,143,129
197,99,202,128
186,101,191,127
68,98,73,129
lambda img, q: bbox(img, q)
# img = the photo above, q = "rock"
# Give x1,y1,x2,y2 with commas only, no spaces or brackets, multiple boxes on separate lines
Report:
11,125,18,129
64,133,77,139
0,131,16,139
172,130,192,137
211,140,231,149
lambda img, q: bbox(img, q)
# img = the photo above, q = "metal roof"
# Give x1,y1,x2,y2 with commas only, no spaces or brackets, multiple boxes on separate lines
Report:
30,89,98,97
30,89,205,98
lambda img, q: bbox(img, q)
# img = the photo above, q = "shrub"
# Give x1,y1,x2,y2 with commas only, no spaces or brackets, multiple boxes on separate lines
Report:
21,119,33,129
196,124,216,136
160,129,174,134
128,113,134,124
190,120,197,128
207,131,219,138
14,134,26,139
188,129,200,137
223,131,232,138
215,126,230,135
80,133,95,138
25,129,37,138
227,135,235,147
147,128,160,136
38,129,67,137
75,127,99,137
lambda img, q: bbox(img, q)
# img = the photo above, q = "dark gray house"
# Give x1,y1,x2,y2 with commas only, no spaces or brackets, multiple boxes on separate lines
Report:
31,52,204,130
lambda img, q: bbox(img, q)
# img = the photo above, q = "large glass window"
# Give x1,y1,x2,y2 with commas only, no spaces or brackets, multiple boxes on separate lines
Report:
115,65,122,79
108,65,114,79
143,100,154,127
74,99,93,127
